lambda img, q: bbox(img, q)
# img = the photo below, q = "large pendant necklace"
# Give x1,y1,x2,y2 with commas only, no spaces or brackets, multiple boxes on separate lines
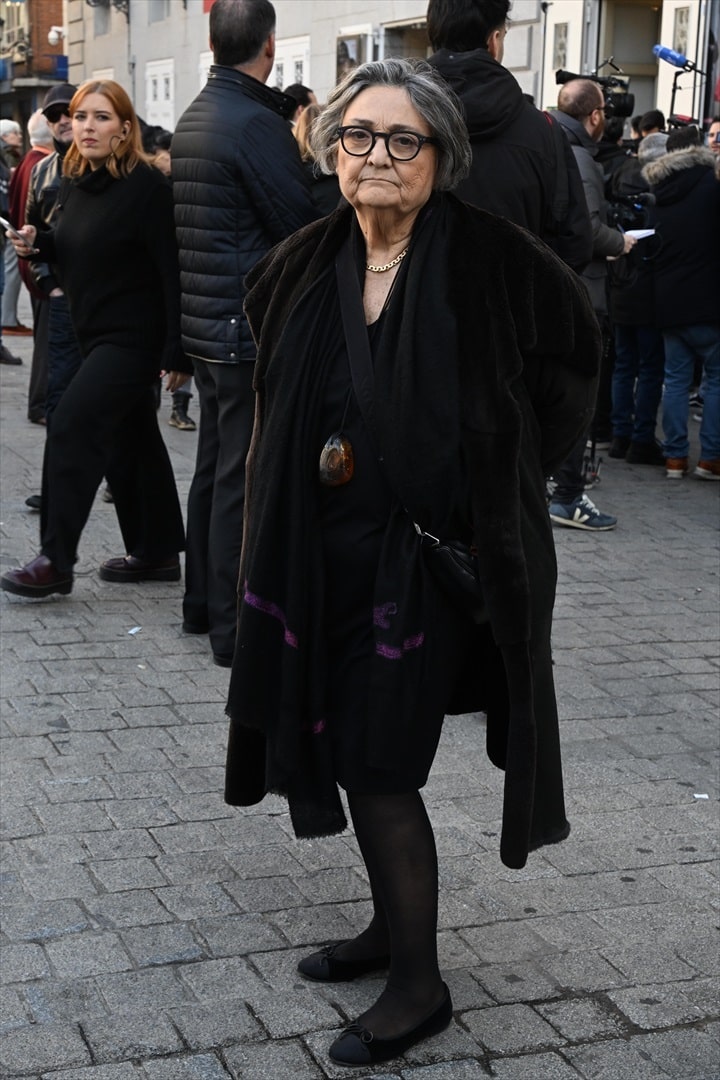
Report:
365,247,409,273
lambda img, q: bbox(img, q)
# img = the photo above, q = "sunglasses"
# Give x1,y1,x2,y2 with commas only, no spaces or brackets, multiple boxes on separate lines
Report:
45,106,70,124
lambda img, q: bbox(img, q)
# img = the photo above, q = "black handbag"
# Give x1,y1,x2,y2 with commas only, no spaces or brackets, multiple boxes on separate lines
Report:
336,239,488,625
413,524,488,624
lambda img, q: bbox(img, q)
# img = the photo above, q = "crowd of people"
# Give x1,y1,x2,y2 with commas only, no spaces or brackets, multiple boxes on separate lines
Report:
0,0,718,1067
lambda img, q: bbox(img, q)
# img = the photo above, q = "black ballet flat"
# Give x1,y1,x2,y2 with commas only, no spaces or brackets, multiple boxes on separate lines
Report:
328,983,453,1066
297,941,390,983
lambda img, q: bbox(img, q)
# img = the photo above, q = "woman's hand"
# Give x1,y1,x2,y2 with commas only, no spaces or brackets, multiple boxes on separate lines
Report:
165,371,191,393
6,224,38,257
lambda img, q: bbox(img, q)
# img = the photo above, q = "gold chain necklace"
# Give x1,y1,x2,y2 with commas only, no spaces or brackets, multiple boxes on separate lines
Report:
365,247,409,273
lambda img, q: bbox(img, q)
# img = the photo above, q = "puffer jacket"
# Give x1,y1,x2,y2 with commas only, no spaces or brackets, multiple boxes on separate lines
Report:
172,65,319,363
642,146,720,328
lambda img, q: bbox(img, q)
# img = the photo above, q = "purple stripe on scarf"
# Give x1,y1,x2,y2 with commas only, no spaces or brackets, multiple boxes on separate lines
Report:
376,632,425,660
243,584,299,648
373,601,398,629
312,718,326,735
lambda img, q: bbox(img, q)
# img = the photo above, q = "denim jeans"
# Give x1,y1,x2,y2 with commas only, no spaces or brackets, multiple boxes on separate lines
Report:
662,324,720,460
611,324,665,443
46,294,82,418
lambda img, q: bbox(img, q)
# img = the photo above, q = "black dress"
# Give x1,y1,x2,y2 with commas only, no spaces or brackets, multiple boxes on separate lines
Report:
316,315,471,794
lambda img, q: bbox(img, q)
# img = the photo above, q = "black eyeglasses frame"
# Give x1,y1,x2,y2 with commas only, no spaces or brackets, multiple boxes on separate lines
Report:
336,126,440,161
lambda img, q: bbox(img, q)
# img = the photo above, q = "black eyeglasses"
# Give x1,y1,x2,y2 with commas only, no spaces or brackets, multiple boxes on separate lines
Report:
337,126,439,161
45,107,70,124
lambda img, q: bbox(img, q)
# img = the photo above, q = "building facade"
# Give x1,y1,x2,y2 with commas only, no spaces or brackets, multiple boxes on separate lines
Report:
2,1,720,138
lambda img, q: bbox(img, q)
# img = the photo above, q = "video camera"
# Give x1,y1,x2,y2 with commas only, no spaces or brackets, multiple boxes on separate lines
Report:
556,58,635,119
607,191,656,232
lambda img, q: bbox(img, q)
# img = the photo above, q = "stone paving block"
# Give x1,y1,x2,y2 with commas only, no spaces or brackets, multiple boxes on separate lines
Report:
169,766,226,795
82,828,163,861
487,1052,583,1078
89,856,168,893
0,1021,91,1076
536,997,626,1041
82,1010,184,1063
140,1055,232,1080
96,967,193,1011
266,901,360,948
167,998,263,1049
212,813,295,850
104,768,181,803
193,913,287,957
103,797,179,830
121,922,205,966
247,986,344,1037
159,792,233,823
473,961,560,1004
0,942,51,983
42,775,115,802
20,863,99,901
224,1039,322,1080
23,977,109,1024
152,851,235,885
535,954,630,993
2,899,91,942
85,890,174,930
155,882,240,920
462,1002,564,1054
175,957,268,1002
0,985,29,1035
0,804,44,839
42,1066,143,1080
459,920,557,965
607,983,708,1029
222,844,305,880
223,874,320,914
564,1036,672,1078
33,800,114,834
45,931,132,978
149,821,225,854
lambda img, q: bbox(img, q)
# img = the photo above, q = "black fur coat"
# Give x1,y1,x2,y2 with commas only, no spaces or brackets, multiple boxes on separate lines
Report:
226,195,600,869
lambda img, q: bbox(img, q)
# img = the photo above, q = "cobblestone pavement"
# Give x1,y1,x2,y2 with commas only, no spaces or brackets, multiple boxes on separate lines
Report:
1,316,719,1080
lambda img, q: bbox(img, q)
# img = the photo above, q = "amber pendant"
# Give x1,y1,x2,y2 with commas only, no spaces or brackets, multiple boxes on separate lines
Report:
319,431,354,487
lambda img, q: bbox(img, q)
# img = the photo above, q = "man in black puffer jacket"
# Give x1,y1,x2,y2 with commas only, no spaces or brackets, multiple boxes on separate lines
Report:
426,0,592,273
172,0,318,667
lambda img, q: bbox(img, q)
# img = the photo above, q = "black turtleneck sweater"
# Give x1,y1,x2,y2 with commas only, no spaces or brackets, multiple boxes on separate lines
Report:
35,162,189,374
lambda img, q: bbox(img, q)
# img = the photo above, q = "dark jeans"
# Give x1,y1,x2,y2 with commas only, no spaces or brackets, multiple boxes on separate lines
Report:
41,343,185,573
183,360,254,658
27,295,49,421
611,323,664,444
46,294,82,418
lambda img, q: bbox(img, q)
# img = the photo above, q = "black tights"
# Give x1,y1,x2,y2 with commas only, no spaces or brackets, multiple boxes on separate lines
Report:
338,790,445,1037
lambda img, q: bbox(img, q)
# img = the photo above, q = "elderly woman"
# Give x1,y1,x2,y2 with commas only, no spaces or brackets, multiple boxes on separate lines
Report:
225,58,600,1066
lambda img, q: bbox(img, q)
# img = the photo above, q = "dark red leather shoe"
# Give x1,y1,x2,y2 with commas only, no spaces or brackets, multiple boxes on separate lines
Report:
1,555,73,598
98,554,181,583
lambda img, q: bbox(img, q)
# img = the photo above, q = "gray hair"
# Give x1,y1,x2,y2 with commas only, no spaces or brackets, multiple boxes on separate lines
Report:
28,109,53,148
310,57,472,192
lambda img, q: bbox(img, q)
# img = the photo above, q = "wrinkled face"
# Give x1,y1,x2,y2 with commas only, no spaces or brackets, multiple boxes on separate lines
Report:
335,86,438,219
72,92,126,170
45,104,73,146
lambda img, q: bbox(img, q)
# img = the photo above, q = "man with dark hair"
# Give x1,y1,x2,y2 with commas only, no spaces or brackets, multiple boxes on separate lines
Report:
283,83,318,124
548,79,637,530
426,0,592,272
172,0,318,667
640,109,665,135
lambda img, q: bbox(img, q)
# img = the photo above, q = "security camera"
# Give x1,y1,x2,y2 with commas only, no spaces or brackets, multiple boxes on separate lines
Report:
48,26,64,47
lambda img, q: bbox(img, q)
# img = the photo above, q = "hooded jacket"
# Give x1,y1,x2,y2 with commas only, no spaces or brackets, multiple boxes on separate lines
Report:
642,147,720,328
429,47,592,272
172,65,319,364
554,110,625,313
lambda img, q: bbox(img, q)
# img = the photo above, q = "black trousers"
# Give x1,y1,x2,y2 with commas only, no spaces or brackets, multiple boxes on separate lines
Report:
27,295,49,422
41,343,185,573
183,359,254,659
